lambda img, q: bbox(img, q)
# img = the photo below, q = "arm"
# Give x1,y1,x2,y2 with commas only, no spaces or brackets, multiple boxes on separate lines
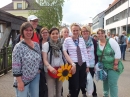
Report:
109,38,121,70
63,38,76,74
42,42,57,74
12,44,24,91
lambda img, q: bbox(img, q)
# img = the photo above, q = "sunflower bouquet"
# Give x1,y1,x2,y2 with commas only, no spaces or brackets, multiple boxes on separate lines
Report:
57,63,72,82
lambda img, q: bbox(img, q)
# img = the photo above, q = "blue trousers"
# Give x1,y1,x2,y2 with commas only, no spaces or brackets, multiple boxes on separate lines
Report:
120,44,127,60
15,74,40,97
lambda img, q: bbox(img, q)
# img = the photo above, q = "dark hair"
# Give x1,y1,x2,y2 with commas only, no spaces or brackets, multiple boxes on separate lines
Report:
97,28,105,34
20,22,33,38
49,27,59,34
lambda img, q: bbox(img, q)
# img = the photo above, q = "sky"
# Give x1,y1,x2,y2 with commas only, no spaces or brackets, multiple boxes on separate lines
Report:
0,0,114,25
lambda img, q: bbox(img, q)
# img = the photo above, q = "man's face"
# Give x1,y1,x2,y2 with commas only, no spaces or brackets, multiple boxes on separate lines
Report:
30,19,38,29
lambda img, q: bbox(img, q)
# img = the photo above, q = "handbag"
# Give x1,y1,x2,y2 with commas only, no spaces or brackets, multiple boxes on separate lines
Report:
97,39,109,81
47,67,59,78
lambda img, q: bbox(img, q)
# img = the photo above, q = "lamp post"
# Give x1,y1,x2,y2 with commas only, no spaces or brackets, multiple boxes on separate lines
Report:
126,0,129,34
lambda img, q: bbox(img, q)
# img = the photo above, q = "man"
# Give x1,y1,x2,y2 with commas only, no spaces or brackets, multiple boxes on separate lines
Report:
27,15,40,43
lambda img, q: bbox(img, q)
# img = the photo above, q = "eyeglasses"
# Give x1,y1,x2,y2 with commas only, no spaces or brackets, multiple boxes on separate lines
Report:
97,33,104,35
31,20,38,23
41,32,48,34
81,30,89,33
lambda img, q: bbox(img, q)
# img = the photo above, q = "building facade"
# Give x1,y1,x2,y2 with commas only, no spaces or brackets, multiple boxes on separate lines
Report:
92,11,105,33
104,0,130,35
0,0,39,18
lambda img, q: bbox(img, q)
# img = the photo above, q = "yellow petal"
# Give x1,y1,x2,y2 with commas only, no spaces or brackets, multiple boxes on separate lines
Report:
65,64,68,69
58,68,62,73
59,76,63,81
57,73,62,76
61,65,65,70
66,76,69,80
67,65,72,70
68,74,72,77
62,77,65,82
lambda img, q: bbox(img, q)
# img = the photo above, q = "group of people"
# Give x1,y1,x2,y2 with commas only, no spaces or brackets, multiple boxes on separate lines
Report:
12,15,122,97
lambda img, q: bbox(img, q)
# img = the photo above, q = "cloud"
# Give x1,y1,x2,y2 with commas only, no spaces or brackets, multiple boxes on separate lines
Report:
62,0,114,25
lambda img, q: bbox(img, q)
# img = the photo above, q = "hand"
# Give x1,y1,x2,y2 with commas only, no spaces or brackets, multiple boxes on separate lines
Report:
86,67,89,72
71,65,76,75
48,66,57,74
113,65,118,71
17,81,24,91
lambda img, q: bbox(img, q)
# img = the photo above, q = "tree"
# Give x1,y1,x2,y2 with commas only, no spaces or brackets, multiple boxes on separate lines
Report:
29,0,65,29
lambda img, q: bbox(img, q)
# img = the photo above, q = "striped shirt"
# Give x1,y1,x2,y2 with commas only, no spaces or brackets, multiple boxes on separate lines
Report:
63,37,90,67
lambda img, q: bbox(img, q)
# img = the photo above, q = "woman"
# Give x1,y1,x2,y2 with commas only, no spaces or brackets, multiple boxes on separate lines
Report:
12,22,42,97
39,27,49,97
81,25,98,97
63,23,89,97
60,27,69,43
97,29,121,97
42,27,65,97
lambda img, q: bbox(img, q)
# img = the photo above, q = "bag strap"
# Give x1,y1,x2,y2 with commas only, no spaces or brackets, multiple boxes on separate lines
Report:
21,41,39,54
100,38,109,62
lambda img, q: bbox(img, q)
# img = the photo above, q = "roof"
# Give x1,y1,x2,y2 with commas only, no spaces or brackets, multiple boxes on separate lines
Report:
93,11,105,20
105,0,119,11
0,0,40,11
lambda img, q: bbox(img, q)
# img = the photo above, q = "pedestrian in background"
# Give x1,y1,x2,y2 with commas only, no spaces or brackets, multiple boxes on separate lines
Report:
97,29,121,97
12,22,42,97
63,23,89,97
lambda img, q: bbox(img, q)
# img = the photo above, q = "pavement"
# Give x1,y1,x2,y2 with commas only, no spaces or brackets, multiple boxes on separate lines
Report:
0,51,130,97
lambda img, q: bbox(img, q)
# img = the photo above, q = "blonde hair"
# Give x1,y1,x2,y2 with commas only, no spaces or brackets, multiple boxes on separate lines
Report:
81,25,91,34
40,27,49,33
70,23,81,31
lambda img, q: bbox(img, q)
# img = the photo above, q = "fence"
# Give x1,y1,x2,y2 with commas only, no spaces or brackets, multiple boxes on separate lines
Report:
0,47,12,75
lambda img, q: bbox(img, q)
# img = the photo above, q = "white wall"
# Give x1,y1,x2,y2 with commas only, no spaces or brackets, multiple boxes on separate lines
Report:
104,1,130,30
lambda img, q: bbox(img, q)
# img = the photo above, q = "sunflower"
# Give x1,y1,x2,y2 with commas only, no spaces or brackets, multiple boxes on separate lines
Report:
57,63,72,82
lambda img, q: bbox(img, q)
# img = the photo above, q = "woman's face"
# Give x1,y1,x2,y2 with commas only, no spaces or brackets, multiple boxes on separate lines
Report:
41,29,49,40
62,28,69,39
81,28,90,38
23,27,33,39
71,25,80,37
50,30,59,42
30,19,38,29
97,31,105,40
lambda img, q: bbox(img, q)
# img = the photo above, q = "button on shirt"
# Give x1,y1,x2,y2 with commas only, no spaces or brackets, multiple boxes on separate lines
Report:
63,37,90,67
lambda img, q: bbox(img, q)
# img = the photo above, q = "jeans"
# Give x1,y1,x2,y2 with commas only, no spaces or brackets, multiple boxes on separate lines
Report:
15,73,40,97
120,44,127,60
103,70,119,97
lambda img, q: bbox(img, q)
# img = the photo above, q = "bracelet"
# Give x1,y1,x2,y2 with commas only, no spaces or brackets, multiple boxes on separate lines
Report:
72,63,76,66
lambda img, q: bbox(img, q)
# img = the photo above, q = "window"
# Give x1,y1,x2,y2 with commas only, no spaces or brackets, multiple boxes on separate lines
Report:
17,3,22,9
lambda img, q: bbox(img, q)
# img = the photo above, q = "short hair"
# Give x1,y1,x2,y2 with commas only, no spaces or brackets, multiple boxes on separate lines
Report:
97,28,105,34
122,31,126,35
49,27,59,34
70,23,81,31
81,25,91,34
40,27,49,33
20,22,33,38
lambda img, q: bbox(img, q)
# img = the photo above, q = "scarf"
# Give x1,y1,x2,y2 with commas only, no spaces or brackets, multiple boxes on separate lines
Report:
84,36,93,48
49,39,62,57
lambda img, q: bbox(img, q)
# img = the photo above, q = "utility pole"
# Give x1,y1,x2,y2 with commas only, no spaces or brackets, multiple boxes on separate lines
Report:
126,0,129,34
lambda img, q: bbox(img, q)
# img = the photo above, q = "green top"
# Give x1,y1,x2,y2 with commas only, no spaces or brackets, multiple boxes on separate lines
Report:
97,39,115,70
